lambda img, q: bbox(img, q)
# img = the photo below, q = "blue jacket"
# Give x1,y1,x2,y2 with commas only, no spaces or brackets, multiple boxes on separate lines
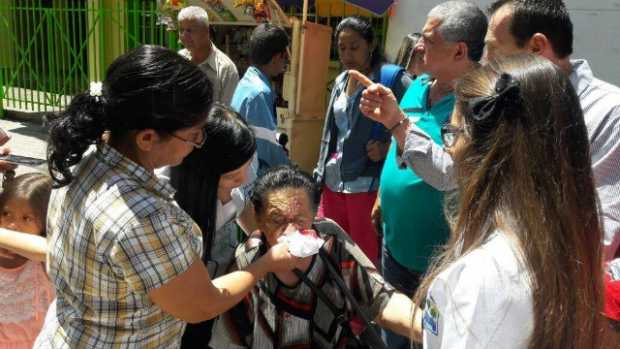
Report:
232,66,289,174
314,65,410,184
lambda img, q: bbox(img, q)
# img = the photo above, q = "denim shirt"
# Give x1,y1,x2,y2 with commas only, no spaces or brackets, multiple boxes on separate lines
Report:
232,66,289,174
314,66,410,187
323,84,378,193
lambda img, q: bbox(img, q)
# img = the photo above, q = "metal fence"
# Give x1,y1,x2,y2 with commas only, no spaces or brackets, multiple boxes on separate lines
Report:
0,0,387,117
0,0,180,116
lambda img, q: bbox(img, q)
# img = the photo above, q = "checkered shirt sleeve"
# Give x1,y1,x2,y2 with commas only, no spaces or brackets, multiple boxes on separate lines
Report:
110,207,201,293
38,144,203,348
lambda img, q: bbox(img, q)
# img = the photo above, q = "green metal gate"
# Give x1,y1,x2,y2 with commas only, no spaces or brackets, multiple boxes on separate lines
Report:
0,0,388,117
0,0,181,117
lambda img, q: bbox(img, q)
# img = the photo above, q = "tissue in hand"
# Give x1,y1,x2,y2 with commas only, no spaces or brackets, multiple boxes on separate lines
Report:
277,228,324,257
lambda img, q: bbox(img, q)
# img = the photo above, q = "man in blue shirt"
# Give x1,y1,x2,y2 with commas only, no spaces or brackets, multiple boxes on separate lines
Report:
231,24,290,174
366,2,487,348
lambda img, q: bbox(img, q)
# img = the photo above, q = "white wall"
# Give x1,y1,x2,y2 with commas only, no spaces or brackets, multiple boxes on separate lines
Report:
385,0,620,85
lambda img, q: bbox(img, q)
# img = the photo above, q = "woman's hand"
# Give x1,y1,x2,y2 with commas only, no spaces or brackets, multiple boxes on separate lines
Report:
0,129,16,172
262,241,311,273
366,140,389,162
0,147,17,173
349,70,405,130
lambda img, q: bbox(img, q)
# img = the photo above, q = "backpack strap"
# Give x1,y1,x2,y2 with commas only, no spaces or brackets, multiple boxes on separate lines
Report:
369,64,408,141
379,64,405,89
318,248,388,349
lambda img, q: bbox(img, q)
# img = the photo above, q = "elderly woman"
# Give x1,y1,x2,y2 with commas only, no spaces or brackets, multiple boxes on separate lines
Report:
210,165,416,348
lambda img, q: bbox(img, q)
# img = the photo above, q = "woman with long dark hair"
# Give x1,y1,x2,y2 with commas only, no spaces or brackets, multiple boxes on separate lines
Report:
36,45,307,348
169,103,257,347
354,54,606,347
313,16,410,264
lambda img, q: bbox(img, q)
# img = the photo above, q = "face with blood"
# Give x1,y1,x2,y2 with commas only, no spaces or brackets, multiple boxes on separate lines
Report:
255,187,315,246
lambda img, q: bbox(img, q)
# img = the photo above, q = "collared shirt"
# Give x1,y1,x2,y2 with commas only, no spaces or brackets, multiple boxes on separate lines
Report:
210,218,394,349
179,43,239,105
400,59,620,260
232,66,289,174
422,231,533,348
381,75,453,271
324,83,377,193
38,143,203,348
570,59,620,259
314,67,410,187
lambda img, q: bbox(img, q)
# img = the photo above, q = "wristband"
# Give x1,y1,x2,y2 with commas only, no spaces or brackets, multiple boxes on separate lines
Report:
389,117,407,132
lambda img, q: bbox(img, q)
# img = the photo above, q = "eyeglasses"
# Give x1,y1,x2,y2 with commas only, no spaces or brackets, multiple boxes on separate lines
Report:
441,124,465,148
171,127,206,149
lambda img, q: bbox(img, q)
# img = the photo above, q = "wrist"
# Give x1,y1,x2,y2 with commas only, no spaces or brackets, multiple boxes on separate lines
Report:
251,256,270,280
389,113,409,132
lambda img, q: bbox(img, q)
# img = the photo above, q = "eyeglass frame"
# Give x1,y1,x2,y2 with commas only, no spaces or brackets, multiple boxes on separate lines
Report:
170,127,206,149
441,124,465,148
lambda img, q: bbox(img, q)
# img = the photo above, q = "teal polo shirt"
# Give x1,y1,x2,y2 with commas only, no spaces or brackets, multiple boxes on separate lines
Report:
379,75,454,272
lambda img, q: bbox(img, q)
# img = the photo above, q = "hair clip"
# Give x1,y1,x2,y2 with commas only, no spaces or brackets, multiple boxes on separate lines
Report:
89,81,103,101
468,73,520,121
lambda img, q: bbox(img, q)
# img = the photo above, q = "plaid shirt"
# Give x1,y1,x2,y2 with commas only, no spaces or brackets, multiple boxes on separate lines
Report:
38,143,202,348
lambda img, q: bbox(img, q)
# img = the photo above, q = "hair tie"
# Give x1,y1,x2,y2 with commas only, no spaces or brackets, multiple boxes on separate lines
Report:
468,73,521,121
89,81,104,102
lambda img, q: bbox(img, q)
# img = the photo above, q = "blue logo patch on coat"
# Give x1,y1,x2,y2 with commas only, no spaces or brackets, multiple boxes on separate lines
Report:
422,296,440,336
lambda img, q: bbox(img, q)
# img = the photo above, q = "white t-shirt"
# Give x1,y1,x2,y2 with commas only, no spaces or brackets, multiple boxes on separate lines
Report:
215,197,242,231
155,161,256,229
422,231,534,349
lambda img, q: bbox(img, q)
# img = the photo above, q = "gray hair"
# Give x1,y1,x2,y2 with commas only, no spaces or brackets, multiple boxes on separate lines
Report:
177,6,209,27
428,0,487,61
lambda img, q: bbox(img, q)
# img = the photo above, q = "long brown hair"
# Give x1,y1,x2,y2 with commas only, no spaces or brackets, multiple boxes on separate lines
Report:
413,54,604,348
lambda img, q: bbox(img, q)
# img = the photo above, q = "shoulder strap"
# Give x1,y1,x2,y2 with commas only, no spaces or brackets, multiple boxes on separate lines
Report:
370,64,407,141
380,64,405,90
293,269,343,317
318,248,388,349
293,268,365,346
235,232,265,269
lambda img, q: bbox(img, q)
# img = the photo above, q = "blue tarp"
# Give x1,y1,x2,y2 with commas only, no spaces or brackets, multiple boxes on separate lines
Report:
345,0,394,15
277,0,394,15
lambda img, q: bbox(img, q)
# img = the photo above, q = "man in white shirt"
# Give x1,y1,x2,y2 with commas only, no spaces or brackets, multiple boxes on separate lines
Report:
177,6,239,105
360,0,620,260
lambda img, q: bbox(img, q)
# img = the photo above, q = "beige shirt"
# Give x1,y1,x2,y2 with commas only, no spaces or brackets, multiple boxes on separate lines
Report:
179,43,239,105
